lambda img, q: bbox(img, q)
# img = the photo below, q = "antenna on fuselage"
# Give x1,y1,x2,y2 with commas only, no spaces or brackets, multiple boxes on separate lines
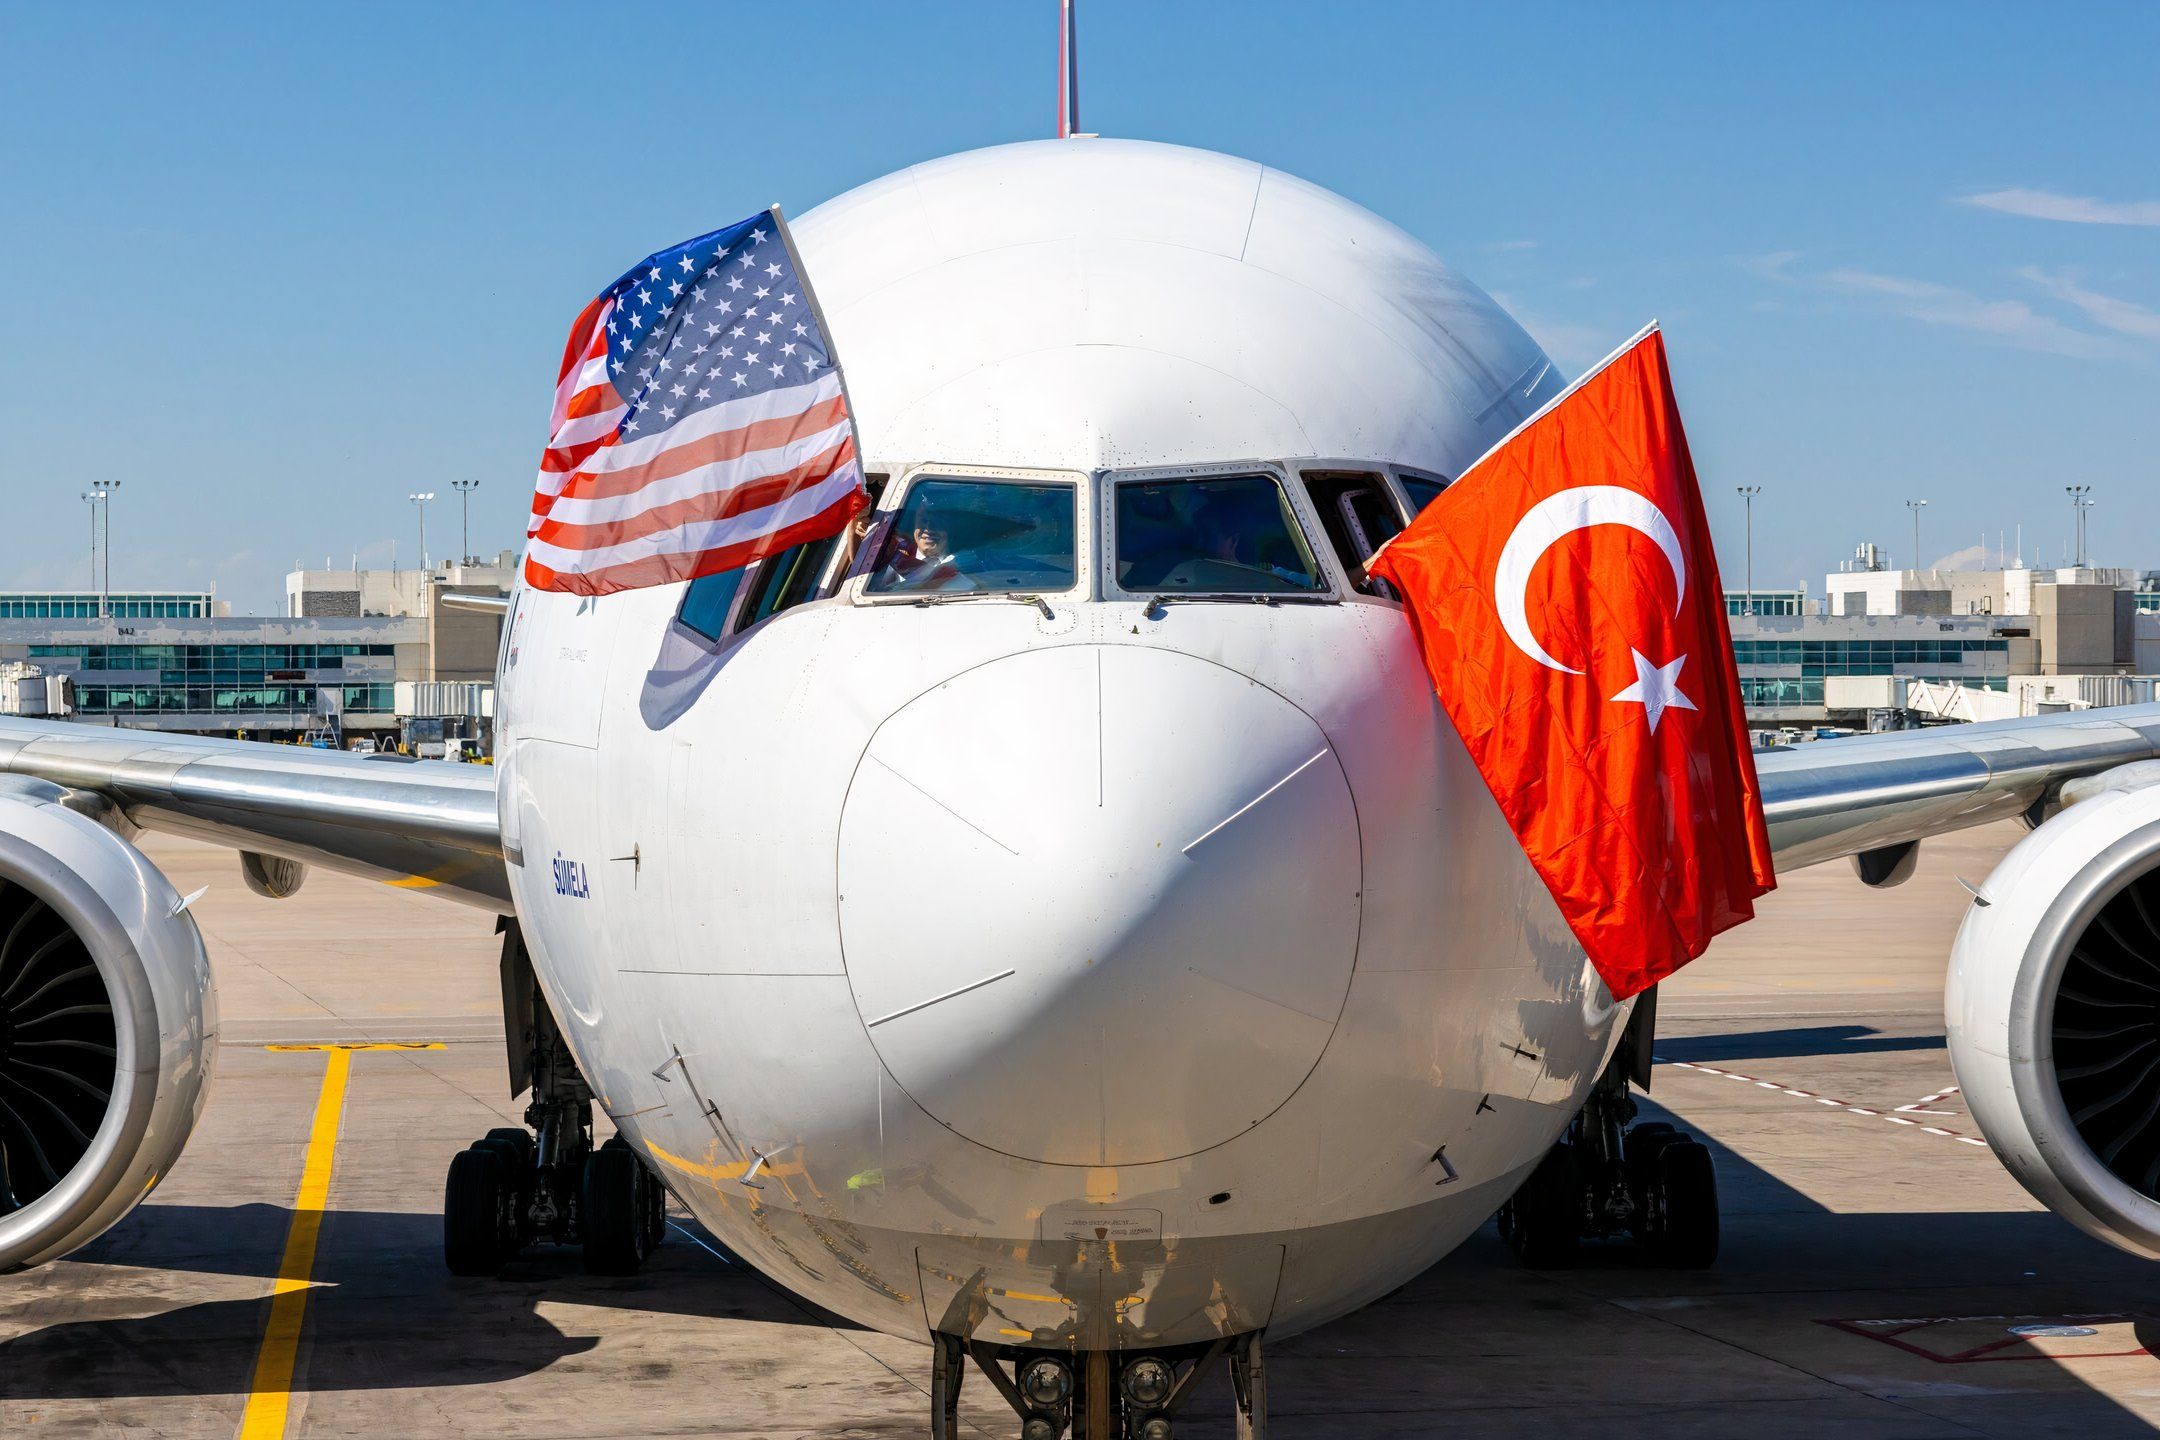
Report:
1057,0,1080,137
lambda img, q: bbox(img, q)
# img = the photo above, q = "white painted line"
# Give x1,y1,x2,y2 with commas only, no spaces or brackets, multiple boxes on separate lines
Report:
1654,1055,1986,1149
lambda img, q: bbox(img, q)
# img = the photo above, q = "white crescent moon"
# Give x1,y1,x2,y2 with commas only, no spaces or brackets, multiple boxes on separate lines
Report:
1493,485,1687,675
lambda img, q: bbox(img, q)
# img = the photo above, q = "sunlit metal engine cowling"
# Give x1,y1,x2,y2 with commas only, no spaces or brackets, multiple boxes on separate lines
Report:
1947,781,2160,1259
0,785,217,1272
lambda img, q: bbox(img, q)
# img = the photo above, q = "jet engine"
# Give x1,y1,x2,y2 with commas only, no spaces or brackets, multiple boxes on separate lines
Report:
1947,775,2160,1259
0,779,217,1272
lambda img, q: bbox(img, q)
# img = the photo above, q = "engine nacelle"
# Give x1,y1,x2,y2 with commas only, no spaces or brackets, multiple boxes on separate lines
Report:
0,783,217,1272
1948,781,2160,1259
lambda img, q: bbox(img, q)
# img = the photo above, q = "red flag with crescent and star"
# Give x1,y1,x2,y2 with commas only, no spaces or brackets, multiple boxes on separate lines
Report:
1368,325,1774,1000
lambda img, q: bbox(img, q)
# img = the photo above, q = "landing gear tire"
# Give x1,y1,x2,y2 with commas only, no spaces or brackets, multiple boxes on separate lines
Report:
928,1332,965,1440
484,1126,535,1168
1500,1141,1582,1269
444,1146,510,1276
1645,1139,1719,1268
602,1134,668,1252
582,1145,653,1276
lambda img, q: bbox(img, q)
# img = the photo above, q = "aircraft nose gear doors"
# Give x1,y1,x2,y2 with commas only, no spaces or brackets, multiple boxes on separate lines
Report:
443,921,668,1277
1496,987,1721,1269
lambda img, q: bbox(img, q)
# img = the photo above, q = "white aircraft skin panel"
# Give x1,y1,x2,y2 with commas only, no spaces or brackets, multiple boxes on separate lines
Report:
790,139,1563,480
505,588,1624,1346
495,138,1625,1349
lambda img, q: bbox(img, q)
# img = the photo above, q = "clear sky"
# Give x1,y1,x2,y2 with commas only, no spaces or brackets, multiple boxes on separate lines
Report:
4,3,2155,613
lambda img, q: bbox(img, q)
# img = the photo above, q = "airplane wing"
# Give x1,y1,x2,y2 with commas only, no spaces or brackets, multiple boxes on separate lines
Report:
1758,702,2160,874
0,715,508,911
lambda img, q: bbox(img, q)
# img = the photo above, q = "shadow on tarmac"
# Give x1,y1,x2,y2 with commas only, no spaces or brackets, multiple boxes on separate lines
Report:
8,1110,2160,1434
1655,1025,1945,1063
0,1203,858,1402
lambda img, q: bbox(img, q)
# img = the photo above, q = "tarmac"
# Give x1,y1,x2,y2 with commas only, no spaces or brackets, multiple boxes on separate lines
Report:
5,823,2160,1437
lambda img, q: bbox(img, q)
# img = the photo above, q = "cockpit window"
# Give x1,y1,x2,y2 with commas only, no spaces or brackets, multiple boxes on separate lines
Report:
864,477,1077,596
678,568,745,641
1400,476,1448,515
1114,474,1326,595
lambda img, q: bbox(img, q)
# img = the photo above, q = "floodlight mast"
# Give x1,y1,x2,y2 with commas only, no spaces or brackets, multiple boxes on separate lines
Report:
1736,486,1762,617
409,492,437,571
451,479,482,566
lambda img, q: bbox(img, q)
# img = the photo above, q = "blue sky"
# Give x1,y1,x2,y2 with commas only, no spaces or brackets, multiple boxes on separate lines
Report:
4,3,2156,613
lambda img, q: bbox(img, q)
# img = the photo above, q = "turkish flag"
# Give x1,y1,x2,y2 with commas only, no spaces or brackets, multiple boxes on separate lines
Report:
1368,326,1773,999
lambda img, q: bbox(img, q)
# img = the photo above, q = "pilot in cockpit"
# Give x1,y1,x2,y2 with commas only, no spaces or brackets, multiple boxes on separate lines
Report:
876,512,968,592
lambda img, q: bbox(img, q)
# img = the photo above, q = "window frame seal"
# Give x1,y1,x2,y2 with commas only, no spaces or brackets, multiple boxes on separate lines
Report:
1100,460,1344,606
848,462,1094,608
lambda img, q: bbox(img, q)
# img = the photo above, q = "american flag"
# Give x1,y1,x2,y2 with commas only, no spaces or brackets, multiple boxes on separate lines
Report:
525,209,867,595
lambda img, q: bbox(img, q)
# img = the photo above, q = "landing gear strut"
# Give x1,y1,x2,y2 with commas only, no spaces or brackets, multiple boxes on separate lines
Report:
1497,984,1720,1268
444,920,666,1277
929,1331,1263,1439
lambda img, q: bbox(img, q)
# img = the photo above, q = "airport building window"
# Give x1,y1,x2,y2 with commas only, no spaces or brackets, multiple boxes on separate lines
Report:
1298,470,1403,596
1112,473,1325,596
865,476,1078,597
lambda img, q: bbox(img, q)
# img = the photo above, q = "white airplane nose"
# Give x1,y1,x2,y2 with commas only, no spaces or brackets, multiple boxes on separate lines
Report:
838,644,1361,1166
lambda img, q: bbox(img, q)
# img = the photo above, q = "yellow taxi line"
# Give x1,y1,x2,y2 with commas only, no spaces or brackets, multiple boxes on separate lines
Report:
236,1045,355,1439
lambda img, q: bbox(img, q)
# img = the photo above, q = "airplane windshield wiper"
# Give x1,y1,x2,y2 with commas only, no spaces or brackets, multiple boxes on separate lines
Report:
1004,593,1056,618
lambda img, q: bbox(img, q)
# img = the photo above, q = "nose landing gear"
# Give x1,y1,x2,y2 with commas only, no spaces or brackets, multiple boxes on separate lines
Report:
929,1331,1264,1439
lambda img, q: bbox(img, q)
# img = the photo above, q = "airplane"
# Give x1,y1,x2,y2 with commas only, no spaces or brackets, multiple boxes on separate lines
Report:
4,133,2160,1440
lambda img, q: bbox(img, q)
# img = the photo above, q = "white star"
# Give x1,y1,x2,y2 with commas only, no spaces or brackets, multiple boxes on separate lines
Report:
754,285,769,300
695,387,711,401
737,252,756,269
637,288,652,305
668,280,684,298
768,362,784,377
718,345,734,359
726,275,744,292
670,383,687,397
610,358,624,374
750,226,767,245
764,261,782,278
678,253,697,273
625,418,640,432
780,291,797,307
780,342,797,356
1610,650,1697,734
692,285,706,302
731,371,748,387
792,322,807,336
647,266,661,282
743,351,761,365
730,324,745,338
660,405,677,421
755,330,771,345
703,322,722,337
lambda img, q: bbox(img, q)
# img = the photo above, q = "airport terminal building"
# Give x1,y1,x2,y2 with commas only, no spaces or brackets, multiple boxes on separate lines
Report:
1728,550,2160,729
0,561,510,743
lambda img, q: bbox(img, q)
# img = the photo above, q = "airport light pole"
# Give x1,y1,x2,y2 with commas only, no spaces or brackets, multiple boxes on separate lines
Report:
1736,486,1761,618
80,491,102,593
93,480,122,619
1906,499,1928,572
451,479,481,565
409,491,436,571
2065,485,2094,568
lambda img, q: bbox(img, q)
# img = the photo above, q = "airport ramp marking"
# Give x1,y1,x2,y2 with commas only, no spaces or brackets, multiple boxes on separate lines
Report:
237,1041,439,1439
1655,1056,1990,1149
